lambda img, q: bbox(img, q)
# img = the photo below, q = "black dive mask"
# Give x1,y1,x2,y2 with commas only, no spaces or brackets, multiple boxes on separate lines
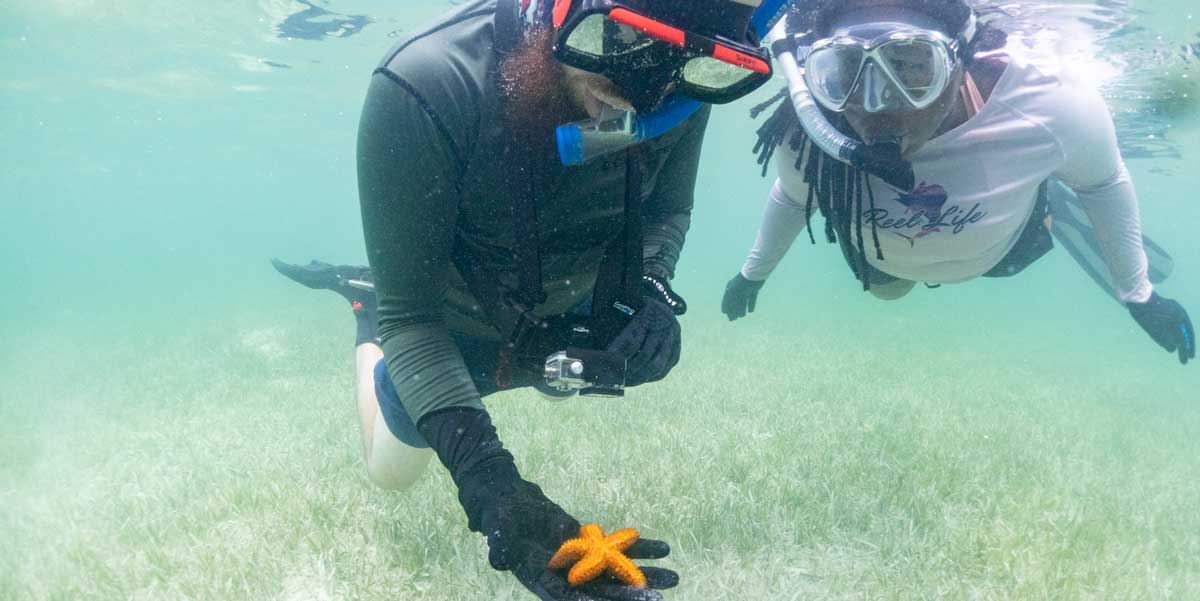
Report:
596,43,684,113
552,0,773,108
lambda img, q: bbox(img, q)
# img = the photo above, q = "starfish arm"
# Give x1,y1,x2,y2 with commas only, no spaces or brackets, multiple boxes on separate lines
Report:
566,548,609,586
603,550,648,588
605,528,641,552
548,538,591,569
579,523,604,541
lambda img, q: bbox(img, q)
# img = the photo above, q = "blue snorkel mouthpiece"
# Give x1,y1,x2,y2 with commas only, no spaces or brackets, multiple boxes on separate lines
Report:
557,97,703,166
556,0,788,166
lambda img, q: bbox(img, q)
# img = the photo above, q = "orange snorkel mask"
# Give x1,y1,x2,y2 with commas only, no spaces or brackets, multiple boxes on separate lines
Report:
550,0,774,108
547,0,788,165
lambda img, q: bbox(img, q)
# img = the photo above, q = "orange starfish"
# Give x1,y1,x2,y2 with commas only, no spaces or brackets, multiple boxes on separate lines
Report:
548,523,647,588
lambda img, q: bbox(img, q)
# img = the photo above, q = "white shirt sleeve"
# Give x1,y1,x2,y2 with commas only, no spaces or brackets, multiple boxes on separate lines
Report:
1052,75,1152,304
740,133,814,281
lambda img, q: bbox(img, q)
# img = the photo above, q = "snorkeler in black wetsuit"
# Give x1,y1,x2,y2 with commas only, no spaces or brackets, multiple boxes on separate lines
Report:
274,0,786,599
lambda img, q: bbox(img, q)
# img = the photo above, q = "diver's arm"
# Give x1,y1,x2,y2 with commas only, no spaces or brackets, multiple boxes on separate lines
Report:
641,106,711,282
741,177,813,281
1063,164,1149,304
358,73,485,422
1054,80,1152,304
740,130,813,281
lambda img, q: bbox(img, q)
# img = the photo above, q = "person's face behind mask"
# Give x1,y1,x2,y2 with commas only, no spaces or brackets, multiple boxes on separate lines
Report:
842,60,963,158
561,17,684,115
500,28,644,141
824,6,966,158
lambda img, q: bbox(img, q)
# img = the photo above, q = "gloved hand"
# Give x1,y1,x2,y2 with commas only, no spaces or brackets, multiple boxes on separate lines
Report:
479,480,679,600
607,295,682,387
419,408,679,601
1128,292,1195,365
721,272,765,321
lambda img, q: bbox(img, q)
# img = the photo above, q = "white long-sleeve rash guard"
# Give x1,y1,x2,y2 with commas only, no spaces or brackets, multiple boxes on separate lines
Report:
741,58,1153,304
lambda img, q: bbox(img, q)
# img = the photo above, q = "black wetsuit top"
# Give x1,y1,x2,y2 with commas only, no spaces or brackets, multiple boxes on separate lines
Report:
359,0,709,422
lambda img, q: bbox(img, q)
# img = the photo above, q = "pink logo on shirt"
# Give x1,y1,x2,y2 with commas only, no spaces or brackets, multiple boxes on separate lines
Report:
893,182,950,243
896,182,949,221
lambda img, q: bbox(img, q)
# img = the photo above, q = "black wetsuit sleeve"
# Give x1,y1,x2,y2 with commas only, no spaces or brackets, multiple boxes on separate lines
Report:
641,106,711,281
358,72,485,422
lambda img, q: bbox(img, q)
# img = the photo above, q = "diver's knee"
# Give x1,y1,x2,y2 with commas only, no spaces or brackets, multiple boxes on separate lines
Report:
365,459,411,491
365,446,433,491
870,279,916,301
365,418,434,491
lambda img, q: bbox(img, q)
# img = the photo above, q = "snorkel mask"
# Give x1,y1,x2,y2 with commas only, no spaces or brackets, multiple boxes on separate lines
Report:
805,21,965,113
552,0,788,165
771,1,977,190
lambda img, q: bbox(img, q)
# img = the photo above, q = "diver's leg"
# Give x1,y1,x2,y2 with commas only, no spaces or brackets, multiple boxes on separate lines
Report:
358,345,434,491
869,278,916,301
273,258,432,490
356,343,385,454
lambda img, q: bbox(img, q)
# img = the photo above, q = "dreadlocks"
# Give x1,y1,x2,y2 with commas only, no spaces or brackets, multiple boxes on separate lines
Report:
751,0,1006,291
750,103,884,289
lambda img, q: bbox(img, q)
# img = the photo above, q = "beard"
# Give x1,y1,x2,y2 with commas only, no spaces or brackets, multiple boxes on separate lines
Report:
497,28,583,149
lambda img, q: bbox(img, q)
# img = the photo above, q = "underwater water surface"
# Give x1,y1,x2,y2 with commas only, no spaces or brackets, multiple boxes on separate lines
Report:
2,1,1198,599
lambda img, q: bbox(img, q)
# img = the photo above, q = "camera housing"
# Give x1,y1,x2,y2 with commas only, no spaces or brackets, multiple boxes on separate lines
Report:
544,347,627,397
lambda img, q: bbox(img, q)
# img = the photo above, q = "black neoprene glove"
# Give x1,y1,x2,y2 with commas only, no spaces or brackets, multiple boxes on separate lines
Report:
607,277,687,387
418,408,680,601
721,272,765,321
1128,292,1195,365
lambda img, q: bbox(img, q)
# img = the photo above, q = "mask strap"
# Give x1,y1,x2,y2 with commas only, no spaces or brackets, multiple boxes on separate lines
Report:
552,0,572,28
960,70,984,118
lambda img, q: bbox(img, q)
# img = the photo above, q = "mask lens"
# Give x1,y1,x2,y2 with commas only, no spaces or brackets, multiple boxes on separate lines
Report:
561,9,769,105
806,46,864,107
564,14,656,58
878,40,943,104
681,57,756,93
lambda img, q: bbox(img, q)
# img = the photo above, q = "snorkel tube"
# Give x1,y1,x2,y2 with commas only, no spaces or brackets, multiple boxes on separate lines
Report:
557,0,789,166
772,30,858,164
771,5,916,191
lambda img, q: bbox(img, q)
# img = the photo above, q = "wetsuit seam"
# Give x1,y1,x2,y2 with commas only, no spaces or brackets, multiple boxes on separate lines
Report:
382,8,496,67
373,69,467,176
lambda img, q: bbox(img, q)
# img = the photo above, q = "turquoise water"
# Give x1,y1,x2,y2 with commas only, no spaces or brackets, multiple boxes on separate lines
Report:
1,1,1196,343
2,1,1199,599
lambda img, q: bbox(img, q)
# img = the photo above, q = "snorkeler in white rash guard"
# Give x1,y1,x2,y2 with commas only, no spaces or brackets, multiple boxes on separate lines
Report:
722,0,1195,365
